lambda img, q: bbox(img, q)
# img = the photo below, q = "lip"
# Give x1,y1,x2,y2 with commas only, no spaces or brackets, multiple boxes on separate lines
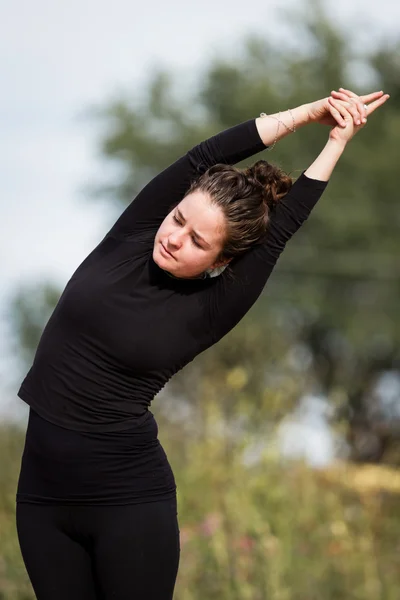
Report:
160,242,175,259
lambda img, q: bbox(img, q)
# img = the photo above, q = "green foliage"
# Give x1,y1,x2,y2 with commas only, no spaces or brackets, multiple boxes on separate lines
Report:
6,282,61,375
2,414,400,599
87,2,400,461
7,1,400,463
0,424,33,599
4,2,400,598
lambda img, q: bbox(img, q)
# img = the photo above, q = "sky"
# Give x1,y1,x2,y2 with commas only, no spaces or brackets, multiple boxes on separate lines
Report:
1,0,399,430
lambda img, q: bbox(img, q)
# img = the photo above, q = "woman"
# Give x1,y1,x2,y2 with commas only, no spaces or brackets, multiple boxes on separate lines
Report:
15,87,389,599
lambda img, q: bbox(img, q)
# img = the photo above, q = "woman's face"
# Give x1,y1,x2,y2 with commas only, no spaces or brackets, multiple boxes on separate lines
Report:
153,190,228,279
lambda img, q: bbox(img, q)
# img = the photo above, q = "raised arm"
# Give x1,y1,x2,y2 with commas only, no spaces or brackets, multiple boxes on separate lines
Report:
206,171,329,342
106,89,387,240
206,91,390,342
107,120,267,239
105,92,370,240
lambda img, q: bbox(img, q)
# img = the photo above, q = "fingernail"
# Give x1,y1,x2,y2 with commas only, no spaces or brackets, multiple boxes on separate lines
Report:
362,118,367,123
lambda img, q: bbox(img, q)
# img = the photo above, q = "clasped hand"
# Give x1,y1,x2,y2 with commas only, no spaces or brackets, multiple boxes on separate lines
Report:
308,88,390,143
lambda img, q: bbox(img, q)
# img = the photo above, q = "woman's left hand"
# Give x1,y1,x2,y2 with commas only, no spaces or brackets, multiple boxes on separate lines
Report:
328,91,390,144
307,89,386,127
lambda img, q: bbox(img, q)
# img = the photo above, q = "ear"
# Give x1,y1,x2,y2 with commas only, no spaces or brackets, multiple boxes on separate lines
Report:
208,257,233,271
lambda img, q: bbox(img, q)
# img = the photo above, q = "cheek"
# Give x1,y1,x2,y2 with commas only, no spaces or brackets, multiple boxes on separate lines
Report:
156,220,168,237
174,246,210,273
186,248,215,271
177,244,198,266
157,214,179,238
155,223,173,248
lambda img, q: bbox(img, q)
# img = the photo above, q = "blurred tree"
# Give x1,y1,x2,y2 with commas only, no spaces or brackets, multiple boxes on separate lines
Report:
9,0,400,462
7,282,61,372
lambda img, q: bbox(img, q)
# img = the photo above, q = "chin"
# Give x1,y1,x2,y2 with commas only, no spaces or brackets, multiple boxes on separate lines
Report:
153,246,164,267
152,244,206,279
153,245,175,273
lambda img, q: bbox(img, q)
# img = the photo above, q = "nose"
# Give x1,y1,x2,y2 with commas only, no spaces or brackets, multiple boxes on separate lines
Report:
168,231,183,249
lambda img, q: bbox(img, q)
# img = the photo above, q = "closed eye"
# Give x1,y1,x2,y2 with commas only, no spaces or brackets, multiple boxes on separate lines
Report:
173,214,203,249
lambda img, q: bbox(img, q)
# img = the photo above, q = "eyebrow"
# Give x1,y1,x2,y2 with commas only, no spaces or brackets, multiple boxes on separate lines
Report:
176,208,211,248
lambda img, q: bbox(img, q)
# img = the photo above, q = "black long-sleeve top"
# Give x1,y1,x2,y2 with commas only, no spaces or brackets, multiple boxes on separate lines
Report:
17,119,328,432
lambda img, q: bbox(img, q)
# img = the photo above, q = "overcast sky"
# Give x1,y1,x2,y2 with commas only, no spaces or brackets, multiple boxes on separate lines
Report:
1,0,399,423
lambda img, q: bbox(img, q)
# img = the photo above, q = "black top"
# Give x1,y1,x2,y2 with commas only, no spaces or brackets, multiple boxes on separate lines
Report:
17,407,177,505
17,119,328,433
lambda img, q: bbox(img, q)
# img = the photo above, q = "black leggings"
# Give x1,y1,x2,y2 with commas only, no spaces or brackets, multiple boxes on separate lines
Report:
16,497,180,600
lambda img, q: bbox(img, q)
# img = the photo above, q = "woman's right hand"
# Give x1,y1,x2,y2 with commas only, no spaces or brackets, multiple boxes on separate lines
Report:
328,90,390,144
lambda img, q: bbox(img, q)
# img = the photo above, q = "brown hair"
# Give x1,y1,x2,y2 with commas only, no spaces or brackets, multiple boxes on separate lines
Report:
186,160,293,261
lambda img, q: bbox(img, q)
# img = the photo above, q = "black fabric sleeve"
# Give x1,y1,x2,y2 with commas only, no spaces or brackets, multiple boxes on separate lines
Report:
107,119,267,238
206,172,329,342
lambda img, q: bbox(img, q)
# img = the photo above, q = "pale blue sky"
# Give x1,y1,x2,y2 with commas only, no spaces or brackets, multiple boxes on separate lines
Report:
1,0,399,423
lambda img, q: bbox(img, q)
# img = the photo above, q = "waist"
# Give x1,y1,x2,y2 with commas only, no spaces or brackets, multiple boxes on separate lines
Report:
25,407,158,457
17,408,176,505
18,381,151,433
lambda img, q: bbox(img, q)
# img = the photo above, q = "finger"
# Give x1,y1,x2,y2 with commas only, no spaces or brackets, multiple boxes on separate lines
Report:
365,94,390,115
338,89,380,124
331,90,354,102
340,89,387,123
333,97,362,125
328,97,352,126
354,99,367,124
338,87,359,99
338,88,384,103
332,91,365,124
359,90,385,104
327,97,347,126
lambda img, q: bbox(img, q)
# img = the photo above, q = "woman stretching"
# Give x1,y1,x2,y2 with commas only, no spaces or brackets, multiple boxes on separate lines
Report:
16,87,388,599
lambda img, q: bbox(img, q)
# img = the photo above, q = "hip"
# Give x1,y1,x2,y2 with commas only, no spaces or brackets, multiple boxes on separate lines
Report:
17,408,176,505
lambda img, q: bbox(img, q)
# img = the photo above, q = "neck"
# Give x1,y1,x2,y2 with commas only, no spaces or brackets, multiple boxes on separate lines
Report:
162,269,208,280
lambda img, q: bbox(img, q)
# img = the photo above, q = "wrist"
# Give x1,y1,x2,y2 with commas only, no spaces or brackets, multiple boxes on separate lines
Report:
301,103,314,124
304,136,346,182
327,136,347,153
292,104,312,127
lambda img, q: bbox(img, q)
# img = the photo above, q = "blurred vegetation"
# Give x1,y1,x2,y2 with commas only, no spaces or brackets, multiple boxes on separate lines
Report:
8,1,400,463
2,405,400,598
2,0,400,597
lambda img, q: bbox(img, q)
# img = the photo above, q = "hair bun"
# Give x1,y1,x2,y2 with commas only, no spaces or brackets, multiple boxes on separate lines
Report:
245,160,292,209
